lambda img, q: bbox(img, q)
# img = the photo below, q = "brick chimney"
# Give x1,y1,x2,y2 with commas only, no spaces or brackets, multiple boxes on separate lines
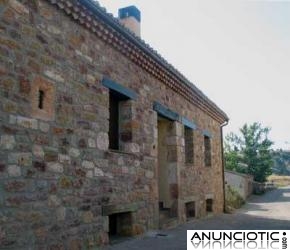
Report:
118,6,141,37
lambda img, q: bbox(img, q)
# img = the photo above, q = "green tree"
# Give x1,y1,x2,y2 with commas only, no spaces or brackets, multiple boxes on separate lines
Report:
224,122,273,182
272,149,290,175
224,133,244,172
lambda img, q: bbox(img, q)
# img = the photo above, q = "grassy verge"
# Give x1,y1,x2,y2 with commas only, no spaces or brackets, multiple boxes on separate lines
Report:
225,186,245,213
267,175,290,187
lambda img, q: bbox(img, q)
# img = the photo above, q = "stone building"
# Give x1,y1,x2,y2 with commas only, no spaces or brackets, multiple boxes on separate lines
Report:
0,0,228,248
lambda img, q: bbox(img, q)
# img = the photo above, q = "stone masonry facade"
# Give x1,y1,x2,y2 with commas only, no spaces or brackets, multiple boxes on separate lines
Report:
0,0,228,249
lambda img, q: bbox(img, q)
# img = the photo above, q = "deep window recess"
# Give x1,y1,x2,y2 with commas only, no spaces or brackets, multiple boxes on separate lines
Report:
38,90,44,109
108,212,133,238
31,76,55,121
206,199,213,212
109,90,129,150
109,213,118,236
102,78,137,151
204,135,211,167
185,201,196,219
109,91,119,150
184,126,194,164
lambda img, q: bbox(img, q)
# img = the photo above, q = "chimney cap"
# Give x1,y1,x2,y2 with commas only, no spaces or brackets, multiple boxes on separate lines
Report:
118,6,141,22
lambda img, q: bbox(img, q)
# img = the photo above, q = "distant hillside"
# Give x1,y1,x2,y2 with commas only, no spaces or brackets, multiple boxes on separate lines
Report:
271,149,290,175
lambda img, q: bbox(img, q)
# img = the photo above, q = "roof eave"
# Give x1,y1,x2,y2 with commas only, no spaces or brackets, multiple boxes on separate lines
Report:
50,0,229,123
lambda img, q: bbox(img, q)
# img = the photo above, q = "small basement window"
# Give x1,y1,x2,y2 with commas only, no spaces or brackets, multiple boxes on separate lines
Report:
204,135,211,167
109,212,133,238
184,126,194,164
206,199,213,212
185,201,196,219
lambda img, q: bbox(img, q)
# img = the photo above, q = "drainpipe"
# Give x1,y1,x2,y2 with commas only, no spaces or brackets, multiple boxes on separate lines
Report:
220,120,228,213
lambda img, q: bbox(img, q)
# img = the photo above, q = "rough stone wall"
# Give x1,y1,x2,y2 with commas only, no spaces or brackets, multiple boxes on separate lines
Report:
225,170,254,200
0,0,225,248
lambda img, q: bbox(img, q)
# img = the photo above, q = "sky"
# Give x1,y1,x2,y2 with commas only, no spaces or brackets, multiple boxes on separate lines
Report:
97,0,290,149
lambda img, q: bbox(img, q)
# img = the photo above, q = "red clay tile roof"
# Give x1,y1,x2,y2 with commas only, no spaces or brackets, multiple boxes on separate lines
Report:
47,0,229,123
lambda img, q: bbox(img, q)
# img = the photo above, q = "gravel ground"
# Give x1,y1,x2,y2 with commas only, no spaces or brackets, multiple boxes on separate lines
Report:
103,186,290,250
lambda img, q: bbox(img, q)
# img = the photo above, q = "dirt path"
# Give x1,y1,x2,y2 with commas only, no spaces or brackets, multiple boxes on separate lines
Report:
104,186,290,250
238,186,290,221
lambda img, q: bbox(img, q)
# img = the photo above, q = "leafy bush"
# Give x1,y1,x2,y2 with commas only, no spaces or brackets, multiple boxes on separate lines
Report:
225,185,245,212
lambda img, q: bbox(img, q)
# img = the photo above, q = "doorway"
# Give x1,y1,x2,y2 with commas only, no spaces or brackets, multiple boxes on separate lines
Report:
157,116,178,227
158,117,171,209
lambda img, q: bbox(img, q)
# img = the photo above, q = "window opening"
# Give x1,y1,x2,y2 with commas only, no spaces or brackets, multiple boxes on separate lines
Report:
206,199,213,212
109,90,129,150
109,91,120,150
185,201,196,219
204,135,211,167
184,126,194,164
38,90,45,109
108,212,133,239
